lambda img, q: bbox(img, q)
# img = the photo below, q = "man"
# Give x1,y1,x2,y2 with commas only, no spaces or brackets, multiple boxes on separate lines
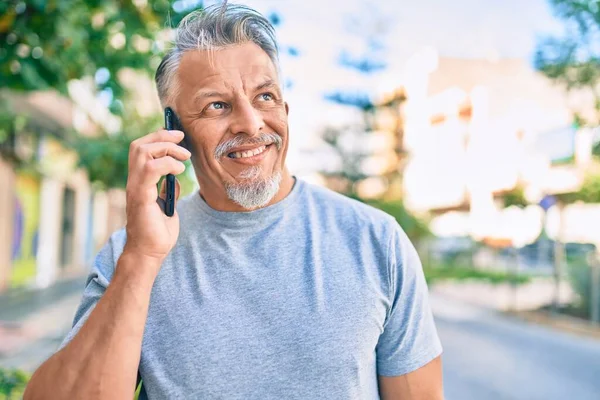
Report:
24,3,443,399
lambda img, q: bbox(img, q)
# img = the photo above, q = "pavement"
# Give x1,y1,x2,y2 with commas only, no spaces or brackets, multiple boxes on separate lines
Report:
432,292,600,400
2,278,600,400
0,277,85,372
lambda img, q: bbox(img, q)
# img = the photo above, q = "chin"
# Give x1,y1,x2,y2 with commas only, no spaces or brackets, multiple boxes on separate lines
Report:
225,170,282,210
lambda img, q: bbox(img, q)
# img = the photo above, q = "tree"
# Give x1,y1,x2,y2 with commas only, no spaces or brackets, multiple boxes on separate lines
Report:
0,0,190,114
0,0,196,187
366,199,430,242
71,108,163,190
534,1,600,315
558,168,600,203
502,184,529,208
1,2,297,191
319,125,370,196
534,0,600,127
321,5,400,198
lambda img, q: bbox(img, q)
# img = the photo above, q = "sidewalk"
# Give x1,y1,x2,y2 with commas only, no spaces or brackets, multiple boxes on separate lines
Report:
0,276,86,372
430,281,600,341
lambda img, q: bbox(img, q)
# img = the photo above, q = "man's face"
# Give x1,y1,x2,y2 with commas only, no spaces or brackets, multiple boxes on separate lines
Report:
175,42,289,208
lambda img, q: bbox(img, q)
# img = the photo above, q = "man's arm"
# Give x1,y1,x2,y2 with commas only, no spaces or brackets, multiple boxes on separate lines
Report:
378,356,444,400
23,128,190,399
376,222,444,398
24,253,158,399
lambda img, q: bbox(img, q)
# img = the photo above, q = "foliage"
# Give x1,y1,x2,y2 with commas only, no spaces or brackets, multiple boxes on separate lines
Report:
72,131,134,190
0,97,15,146
566,255,599,319
423,262,531,286
135,381,142,400
320,126,370,195
0,0,196,183
502,185,528,208
534,0,600,126
366,199,430,242
324,8,390,111
0,0,192,114
0,367,29,399
0,367,145,400
69,106,158,189
558,170,600,203
71,110,197,192
320,8,407,199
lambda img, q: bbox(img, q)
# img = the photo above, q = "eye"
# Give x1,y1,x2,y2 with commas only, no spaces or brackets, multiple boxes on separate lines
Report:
258,93,274,101
207,101,228,110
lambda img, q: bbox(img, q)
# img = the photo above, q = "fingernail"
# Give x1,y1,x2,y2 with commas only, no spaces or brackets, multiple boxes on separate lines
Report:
169,130,183,135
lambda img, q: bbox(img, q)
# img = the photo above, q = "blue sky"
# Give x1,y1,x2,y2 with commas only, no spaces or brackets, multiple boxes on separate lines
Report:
208,0,564,60
201,0,566,172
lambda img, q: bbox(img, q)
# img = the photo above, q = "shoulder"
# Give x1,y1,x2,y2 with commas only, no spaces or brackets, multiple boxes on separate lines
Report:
300,180,399,238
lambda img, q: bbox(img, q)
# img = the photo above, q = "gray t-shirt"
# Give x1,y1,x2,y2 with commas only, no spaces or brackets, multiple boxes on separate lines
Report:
61,178,442,399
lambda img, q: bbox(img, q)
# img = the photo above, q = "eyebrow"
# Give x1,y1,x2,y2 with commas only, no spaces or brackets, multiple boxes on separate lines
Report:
255,79,279,92
192,80,281,103
193,90,225,101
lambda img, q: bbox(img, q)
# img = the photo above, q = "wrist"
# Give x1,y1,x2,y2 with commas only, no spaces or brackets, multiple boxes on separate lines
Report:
117,249,164,283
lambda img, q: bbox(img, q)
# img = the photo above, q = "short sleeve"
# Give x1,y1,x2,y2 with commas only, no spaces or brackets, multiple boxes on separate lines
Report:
376,223,442,376
58,229,126,350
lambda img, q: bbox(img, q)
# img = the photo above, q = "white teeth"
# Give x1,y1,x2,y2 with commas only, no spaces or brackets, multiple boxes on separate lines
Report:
253,146,264,155
231,145,267,159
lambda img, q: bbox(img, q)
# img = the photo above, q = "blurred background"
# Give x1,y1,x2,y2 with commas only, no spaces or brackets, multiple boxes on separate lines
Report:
1,0,600,398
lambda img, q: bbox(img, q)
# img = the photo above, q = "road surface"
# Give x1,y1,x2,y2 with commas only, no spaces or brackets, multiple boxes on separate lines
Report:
432,293,600,400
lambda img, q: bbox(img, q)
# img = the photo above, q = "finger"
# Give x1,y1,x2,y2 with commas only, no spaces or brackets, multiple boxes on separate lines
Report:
159,177,166,199
159,177,182,200
140,142,191,162
142,157,186,185
131,129,185,149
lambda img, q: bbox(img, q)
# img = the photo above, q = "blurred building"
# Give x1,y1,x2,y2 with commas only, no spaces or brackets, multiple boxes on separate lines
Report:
0,91,125,293
400,48,597,247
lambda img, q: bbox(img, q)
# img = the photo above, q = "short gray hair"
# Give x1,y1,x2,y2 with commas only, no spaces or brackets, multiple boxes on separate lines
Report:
155,2,280,108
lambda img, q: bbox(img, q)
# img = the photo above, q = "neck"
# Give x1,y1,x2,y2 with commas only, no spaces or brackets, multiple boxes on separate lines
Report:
198,169,295,212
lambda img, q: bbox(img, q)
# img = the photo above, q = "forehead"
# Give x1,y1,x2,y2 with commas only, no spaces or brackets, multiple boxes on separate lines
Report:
177,42,279,94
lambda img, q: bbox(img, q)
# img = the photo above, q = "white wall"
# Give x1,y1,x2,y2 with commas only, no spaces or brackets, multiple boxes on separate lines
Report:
0,157,15,291
70,169,91,270
36,177,63,288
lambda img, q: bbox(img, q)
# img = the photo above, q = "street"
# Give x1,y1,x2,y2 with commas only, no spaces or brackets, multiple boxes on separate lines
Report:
432,293,600,400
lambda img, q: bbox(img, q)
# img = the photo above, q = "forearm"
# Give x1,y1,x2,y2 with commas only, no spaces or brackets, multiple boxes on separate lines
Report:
24,252,160,400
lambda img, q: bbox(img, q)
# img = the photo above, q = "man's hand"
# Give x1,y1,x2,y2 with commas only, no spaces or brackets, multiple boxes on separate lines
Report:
23,128,191,400
123,129,191,272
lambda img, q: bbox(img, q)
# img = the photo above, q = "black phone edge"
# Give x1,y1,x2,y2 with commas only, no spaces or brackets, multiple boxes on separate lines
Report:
164,107,176,217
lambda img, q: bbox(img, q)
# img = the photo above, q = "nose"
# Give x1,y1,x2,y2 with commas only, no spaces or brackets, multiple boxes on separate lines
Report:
230,99,264,137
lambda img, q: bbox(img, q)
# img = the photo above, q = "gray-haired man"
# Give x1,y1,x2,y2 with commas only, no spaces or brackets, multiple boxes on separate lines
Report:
25,3,443,399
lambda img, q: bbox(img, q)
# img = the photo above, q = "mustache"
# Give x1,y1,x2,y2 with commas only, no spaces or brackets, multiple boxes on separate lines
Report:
214,133,283,159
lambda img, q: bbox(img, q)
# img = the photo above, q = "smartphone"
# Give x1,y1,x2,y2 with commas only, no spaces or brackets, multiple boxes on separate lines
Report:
163,107,177,217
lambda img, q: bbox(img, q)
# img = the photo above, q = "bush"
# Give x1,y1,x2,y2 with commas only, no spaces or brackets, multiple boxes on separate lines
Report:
423,262,530,286
0,368,29,400
365,199,430,242
567,256,600,319
0,367,143,399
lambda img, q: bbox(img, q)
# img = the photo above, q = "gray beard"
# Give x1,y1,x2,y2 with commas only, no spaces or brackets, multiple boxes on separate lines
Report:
224,171,282,210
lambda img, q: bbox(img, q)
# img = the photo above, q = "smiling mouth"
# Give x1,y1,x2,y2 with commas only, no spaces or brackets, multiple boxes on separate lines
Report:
227,144,272,159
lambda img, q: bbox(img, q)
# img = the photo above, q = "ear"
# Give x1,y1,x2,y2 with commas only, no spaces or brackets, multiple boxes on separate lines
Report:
171,108,192,152
284,101,289,115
